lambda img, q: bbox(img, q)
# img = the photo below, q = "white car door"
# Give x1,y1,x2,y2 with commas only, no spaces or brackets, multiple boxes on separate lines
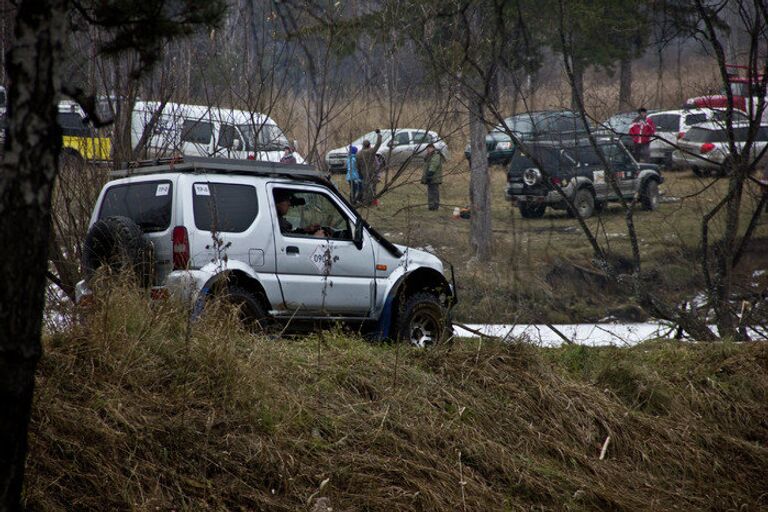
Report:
268,183,376,316
648,113,680,160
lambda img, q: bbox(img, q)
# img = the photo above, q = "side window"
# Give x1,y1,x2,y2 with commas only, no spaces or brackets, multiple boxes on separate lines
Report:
273,188,352,240
411,131,430,144
683,113,707,126
58,112,91,137
394,132,410,145
218,124,236,148
193,183,258,233
181,119,213,144
651,114,680,132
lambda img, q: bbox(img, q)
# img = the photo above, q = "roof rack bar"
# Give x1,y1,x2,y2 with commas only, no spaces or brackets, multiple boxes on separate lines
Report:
108,155,323,179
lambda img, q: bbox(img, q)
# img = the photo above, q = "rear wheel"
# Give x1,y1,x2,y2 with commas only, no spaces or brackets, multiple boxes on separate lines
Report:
519,203,546,219
221,285,272,332
394,292,449,347
640,179,660,211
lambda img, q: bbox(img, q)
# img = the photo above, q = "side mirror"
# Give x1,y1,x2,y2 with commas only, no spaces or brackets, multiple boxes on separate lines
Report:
232,138,242,150
353,221,364,250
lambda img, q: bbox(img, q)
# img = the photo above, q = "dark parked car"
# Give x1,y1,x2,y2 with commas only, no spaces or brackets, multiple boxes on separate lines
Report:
505,140,663,218
465,110,593,166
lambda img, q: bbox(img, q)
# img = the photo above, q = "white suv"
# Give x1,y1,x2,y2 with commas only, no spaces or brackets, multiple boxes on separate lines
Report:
672,121,768,176
647,108,750,166
76,157,454,346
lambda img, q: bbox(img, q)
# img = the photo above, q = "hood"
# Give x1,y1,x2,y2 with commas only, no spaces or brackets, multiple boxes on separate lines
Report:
394,244,444,273
327,147,350,157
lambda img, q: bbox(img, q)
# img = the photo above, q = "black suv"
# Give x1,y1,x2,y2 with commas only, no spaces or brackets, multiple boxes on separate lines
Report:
505,140,663,218
465,110,592,166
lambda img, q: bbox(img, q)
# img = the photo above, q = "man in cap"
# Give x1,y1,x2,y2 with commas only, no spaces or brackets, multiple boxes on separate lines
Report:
421,143,443,210
273,189,324,237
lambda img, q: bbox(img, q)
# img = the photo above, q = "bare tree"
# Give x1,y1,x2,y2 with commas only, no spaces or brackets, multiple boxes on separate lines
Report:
0,1,223,508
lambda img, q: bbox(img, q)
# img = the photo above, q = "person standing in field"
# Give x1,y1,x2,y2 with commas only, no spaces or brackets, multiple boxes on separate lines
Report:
345,145,362,205
357,129,382,205
421,143,443,210
629,107,656,163
280,145,297,164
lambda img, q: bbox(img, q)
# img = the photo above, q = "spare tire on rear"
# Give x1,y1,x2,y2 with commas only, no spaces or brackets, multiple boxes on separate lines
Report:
83,216,152,286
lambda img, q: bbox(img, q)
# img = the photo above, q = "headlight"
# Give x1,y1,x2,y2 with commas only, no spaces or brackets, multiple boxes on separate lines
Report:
523,168,541,186
496,141,512,150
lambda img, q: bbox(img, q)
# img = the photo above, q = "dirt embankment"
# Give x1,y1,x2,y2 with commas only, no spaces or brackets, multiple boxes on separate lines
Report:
26,290,768,511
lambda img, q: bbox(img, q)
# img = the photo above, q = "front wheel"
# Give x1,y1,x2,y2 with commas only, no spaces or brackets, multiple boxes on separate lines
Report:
640,180,660,211
394,292,450,347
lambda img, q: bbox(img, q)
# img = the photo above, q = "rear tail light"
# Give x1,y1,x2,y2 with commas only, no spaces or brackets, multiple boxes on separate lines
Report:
172,226,190,270
550,176,562,186
247,153,256,160
700,143,716,154
677,131,686,139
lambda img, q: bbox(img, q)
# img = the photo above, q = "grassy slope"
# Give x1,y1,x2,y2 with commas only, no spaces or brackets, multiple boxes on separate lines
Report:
26,292,768,511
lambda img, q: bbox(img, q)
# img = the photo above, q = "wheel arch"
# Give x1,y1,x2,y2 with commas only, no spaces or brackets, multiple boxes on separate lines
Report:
201,269,272,311
372,267,454,340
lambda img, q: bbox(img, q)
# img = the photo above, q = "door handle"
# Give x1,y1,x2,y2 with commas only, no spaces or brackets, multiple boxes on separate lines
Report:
286,246,299,254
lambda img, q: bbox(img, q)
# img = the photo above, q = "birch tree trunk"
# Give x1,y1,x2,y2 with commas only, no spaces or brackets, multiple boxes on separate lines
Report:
468,95,492,262
0,0,67,509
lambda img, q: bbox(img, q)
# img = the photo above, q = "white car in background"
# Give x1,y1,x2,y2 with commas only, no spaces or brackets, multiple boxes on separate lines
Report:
325,128,449,172
672,120,768,176
647,108,749,167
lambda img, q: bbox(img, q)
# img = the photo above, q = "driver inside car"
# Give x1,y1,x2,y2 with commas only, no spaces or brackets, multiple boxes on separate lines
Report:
273,189,326,238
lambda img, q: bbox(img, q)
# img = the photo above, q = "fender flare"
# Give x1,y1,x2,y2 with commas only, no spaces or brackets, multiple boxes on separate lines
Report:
191,261,272,319
372,266,454,340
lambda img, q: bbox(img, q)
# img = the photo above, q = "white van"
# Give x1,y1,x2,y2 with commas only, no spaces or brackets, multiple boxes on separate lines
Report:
131,101,303,163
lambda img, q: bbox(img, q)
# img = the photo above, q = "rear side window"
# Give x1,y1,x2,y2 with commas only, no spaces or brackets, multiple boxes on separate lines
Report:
684,127,727,143
181,119,213,144
193,182,258,233
651,114,680,132
99,180,173,232
684,113,707,126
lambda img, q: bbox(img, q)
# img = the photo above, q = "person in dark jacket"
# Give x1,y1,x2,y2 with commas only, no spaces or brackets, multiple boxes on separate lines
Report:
421,143,443,210
280,146,297,164
357,129,382,205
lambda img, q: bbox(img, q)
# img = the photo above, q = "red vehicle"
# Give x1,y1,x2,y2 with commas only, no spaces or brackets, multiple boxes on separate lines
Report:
684,64,767,116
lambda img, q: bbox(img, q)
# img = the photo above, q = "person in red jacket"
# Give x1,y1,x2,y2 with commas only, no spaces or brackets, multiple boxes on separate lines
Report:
628,107,656,163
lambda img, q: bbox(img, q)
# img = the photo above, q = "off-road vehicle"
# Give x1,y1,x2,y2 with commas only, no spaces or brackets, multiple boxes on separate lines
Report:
76,157,455,346
505,139,663,219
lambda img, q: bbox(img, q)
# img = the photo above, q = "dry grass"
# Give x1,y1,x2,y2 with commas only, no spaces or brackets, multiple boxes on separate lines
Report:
25,285,768,511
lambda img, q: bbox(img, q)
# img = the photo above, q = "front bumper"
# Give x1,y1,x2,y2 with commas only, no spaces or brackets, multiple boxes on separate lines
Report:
505,182,570,204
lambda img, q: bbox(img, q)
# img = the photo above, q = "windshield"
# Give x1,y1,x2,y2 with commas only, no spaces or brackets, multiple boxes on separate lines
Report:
495,116,535,134
352,130,391,146
600,113,635,133
238,123,289,152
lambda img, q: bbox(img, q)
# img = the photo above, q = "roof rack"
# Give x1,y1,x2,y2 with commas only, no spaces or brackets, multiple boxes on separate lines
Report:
108,155,323,179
